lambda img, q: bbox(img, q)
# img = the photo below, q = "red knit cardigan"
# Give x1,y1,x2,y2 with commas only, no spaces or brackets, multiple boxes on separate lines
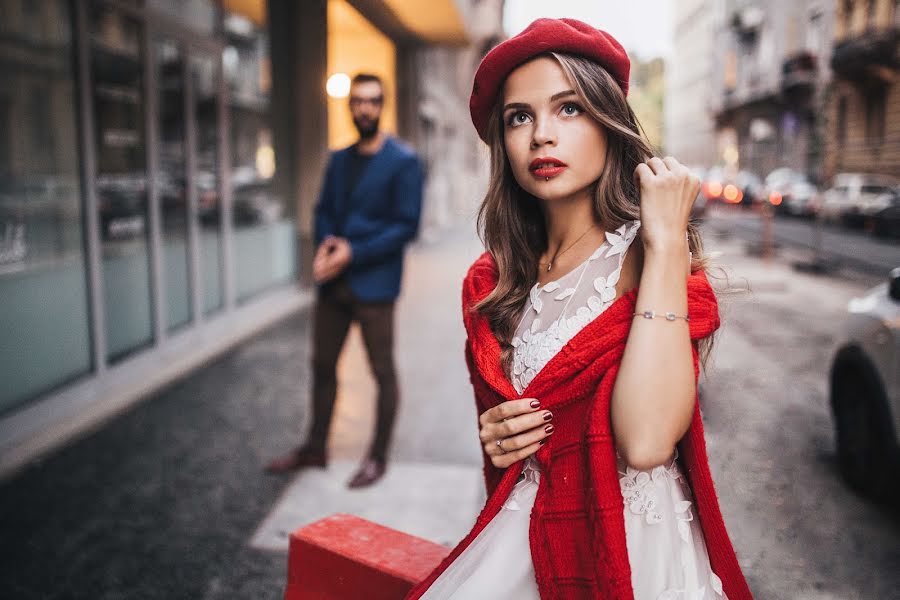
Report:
405,252,753,600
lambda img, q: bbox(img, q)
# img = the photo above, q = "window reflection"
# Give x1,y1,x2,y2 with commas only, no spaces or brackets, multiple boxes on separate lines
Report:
155,38,191,331
223,6,295,301
0,0,91,412
90,2,154,360
191,53,223,313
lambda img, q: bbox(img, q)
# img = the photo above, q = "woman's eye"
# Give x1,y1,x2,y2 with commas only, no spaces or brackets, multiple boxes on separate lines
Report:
507,112,531,127
561,103,583,116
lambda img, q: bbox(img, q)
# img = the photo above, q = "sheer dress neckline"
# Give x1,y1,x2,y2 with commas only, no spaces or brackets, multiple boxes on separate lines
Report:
511,219,642,395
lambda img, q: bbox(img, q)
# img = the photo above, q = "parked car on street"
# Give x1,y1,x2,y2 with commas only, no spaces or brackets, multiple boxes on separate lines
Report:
763,167,819,217
735,170,764,207
701,166,746,206
871,189,900,239
829,267,900,503
820,173,899,227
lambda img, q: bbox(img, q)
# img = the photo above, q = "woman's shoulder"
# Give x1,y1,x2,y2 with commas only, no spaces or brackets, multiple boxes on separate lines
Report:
461,251,497,307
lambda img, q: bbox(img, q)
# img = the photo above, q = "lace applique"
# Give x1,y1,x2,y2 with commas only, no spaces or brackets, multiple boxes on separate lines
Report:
619,467,665,525
620,447,727,599
510,220,641,395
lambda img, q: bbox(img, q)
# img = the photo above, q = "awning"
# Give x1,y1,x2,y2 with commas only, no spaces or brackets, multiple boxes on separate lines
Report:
381,0,469,45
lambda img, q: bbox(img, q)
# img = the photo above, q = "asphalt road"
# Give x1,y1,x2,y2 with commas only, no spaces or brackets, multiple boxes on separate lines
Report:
702,204,899,281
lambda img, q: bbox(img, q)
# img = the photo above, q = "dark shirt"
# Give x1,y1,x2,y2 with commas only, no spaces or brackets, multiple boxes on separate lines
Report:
347,143,375,197
335,143,375,235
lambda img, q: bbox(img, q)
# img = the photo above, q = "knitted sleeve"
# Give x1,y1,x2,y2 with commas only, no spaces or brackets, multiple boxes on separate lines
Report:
461,254,506,497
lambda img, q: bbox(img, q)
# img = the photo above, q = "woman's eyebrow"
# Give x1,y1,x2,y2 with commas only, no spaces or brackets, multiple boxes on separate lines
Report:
502,89,577,112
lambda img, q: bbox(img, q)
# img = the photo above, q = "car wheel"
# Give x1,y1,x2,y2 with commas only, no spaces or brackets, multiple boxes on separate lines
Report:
831,364,898,501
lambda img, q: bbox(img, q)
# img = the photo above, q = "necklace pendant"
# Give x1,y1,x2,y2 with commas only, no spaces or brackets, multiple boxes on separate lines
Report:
547,262,552,272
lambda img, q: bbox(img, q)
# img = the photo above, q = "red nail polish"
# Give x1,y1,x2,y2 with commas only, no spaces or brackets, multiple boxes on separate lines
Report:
544,424,554,434
529,399,540,409
543,411,553,421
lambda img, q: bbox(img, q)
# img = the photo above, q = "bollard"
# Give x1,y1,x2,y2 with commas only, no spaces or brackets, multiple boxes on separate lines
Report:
761,200,774,262
284,513,451,600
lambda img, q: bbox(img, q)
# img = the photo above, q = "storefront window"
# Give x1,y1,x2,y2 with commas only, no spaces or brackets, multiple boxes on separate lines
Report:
90,3,155,361
146,0,218,35
155,38,192,331
0,0,92,412
191,52,224,314
223,5,295,302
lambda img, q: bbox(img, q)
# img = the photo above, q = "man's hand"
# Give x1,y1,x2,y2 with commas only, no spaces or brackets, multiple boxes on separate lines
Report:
312,236,353,284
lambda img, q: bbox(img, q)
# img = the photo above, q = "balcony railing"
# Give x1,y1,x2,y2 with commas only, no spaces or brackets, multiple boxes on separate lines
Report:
831,26,899,81
781,50,817,101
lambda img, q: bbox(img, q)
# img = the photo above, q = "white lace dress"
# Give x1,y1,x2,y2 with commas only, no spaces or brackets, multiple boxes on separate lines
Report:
421,220,728,600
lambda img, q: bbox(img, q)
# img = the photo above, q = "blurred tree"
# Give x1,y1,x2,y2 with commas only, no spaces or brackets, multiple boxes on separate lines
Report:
628,54,666,152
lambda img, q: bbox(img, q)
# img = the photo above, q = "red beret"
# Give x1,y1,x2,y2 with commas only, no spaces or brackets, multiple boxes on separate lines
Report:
469,18,630,142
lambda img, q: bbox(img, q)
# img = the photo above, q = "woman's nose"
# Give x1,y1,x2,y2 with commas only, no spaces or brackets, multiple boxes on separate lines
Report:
531,119,556,148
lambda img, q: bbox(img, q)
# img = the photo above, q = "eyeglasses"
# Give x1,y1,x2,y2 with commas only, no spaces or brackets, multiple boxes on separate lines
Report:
349,96,384,108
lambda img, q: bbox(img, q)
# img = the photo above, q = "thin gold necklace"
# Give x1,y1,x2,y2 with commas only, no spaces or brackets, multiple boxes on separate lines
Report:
538,223,599,272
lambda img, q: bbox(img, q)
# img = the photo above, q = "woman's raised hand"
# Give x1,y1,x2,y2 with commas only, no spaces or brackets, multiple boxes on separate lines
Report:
633,156,701,253
479,398,554,468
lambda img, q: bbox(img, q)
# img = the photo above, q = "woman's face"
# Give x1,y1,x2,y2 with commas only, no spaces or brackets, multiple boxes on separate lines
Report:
501,56,608,203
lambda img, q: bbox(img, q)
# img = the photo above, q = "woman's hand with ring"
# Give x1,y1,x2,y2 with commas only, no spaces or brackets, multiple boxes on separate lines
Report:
479,398,554,468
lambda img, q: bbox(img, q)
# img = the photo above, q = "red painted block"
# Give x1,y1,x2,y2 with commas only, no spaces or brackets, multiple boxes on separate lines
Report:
284,513,451,600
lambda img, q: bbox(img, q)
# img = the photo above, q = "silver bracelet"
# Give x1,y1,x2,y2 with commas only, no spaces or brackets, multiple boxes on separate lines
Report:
633,310,690,322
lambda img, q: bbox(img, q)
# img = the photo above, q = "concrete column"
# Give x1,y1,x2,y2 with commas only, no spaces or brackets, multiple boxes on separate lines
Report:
395,43,421,149
268,0,329,288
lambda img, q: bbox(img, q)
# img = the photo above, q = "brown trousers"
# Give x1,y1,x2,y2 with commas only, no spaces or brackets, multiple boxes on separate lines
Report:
307,276,398,462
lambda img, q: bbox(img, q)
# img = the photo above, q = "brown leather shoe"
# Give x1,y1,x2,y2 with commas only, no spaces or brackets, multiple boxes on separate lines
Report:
264,446,327,474
347,458,386,488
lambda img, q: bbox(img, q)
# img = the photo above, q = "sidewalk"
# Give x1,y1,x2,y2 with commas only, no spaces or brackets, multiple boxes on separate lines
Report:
0,220,487,600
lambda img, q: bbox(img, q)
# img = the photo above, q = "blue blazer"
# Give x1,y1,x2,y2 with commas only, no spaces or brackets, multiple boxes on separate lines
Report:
314,136,424,301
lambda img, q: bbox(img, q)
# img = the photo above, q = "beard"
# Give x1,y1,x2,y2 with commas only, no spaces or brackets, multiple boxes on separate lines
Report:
353,115,380,139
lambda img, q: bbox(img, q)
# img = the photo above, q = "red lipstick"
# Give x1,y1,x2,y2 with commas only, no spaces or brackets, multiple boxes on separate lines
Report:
529,156,568,179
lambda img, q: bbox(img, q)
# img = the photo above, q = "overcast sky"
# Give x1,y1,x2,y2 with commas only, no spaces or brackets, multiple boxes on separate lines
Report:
503,0,674,61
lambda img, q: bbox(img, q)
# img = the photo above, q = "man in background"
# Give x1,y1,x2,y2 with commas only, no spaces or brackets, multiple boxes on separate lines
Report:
265,73,424,489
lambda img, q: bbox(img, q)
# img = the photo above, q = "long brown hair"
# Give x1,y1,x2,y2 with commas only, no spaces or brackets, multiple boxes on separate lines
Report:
471,52,717,379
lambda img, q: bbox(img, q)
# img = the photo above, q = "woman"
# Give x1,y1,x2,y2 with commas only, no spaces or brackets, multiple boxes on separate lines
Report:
406,18,753,600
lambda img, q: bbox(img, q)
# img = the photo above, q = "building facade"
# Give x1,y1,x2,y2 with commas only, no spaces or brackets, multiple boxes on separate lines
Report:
824,0,899,180
665,0,721,166
708,0,836,181
0,0,491,477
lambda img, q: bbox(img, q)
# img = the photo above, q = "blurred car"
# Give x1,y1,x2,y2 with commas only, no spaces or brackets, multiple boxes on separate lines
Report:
829,267,900,502
232,166,283,225
734,170,763,207
762,167,819,217
820,173,899,227
701,166,746,206
781,180,820,218
96,173,147,240
871,189,900,239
